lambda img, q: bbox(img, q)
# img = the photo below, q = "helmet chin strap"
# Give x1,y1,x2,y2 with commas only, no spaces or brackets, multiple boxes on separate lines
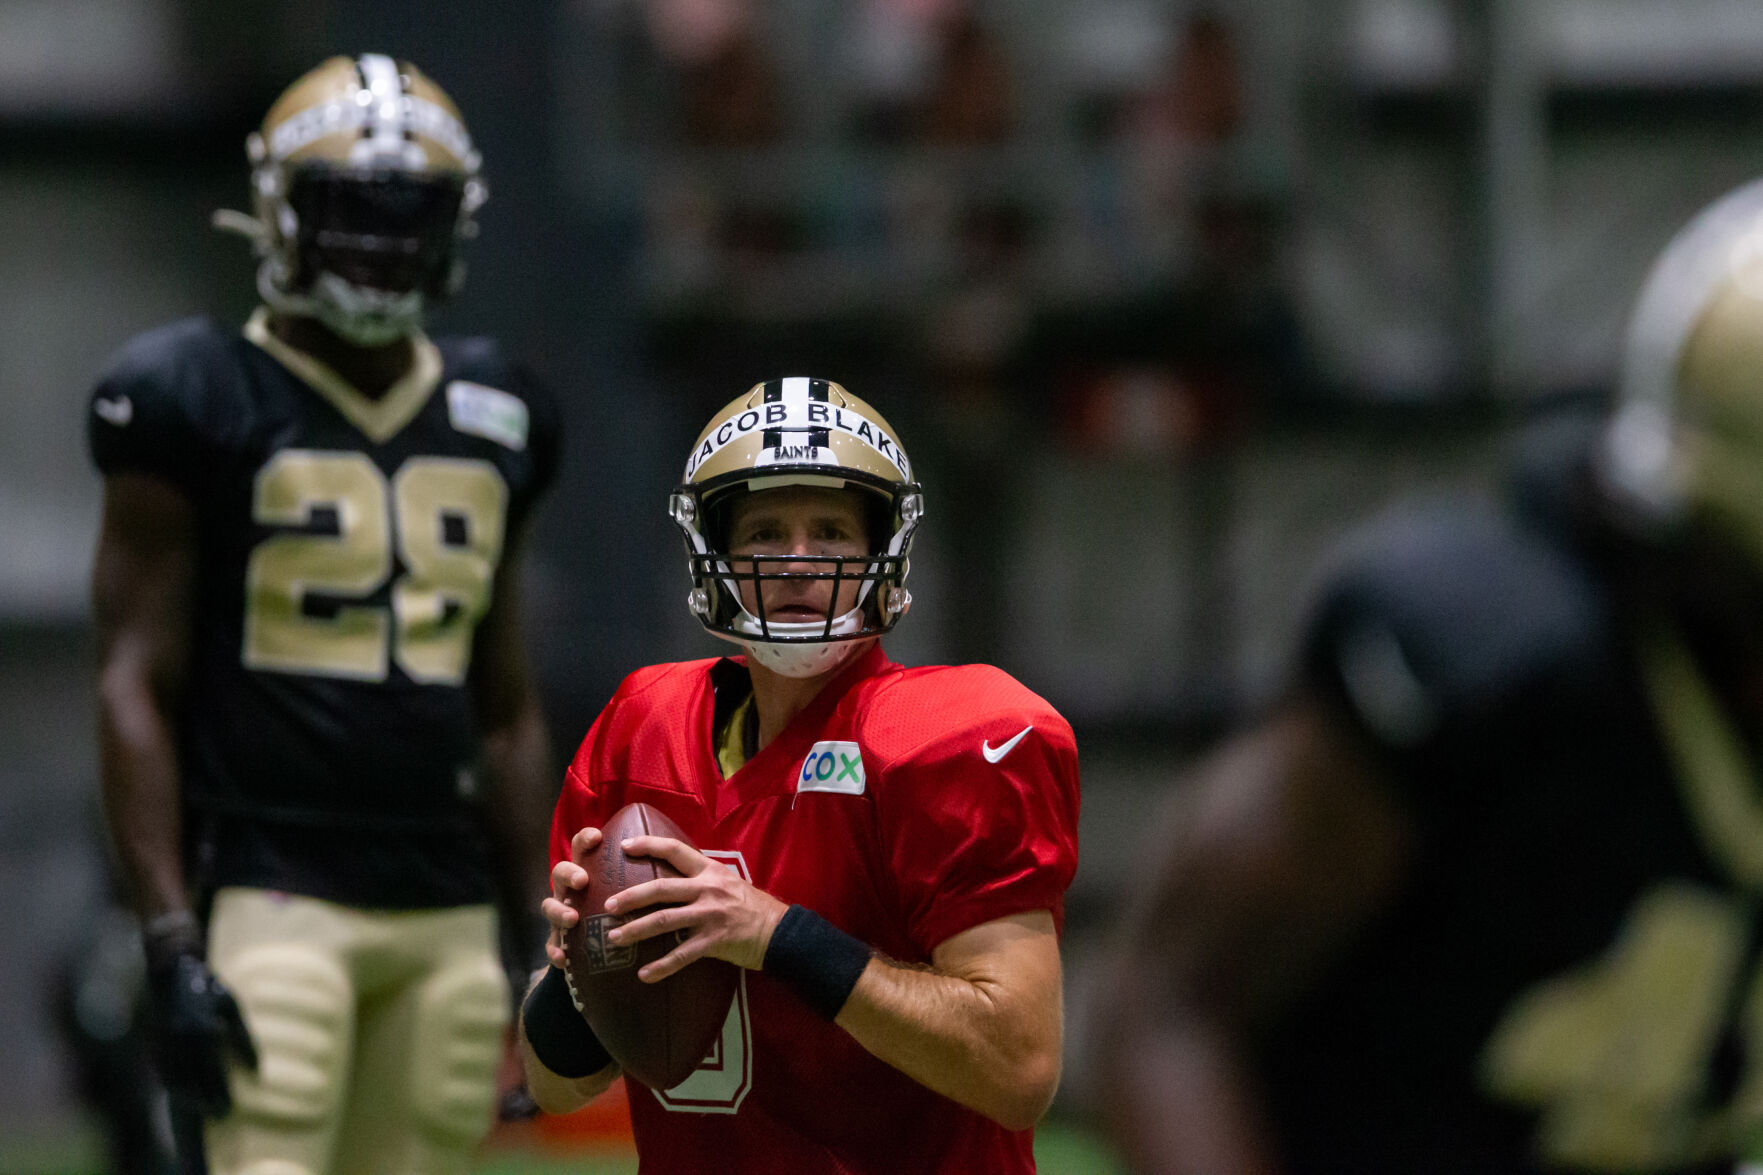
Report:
257,262,425,346
722,602,871,679
743,635,867,678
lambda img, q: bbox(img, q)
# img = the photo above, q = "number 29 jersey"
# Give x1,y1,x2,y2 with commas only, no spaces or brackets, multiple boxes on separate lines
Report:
551,644,1081,1174
88,310,559,908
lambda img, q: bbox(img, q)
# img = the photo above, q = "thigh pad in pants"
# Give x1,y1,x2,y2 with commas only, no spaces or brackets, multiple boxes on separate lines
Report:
222,942,352,1131
403,952,509,1146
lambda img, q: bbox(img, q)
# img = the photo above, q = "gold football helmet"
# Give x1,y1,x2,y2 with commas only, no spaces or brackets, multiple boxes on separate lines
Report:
670,378,924,677
214,54,486,345
1603,178,1763,572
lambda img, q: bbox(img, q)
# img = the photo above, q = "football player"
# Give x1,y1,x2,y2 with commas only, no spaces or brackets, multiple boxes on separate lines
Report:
517,379,1081,1172
88,55,560,1174
1087,178,1763,1173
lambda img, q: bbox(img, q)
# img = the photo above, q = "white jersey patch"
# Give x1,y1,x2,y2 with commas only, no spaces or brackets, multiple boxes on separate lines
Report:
447,381,528,450
798,741,866,795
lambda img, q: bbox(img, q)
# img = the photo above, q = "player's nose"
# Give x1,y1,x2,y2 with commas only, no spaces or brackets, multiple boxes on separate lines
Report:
782,530,821,562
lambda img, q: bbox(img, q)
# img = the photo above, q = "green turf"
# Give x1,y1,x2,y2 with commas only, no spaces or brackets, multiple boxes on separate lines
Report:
1032,1119,1128,1174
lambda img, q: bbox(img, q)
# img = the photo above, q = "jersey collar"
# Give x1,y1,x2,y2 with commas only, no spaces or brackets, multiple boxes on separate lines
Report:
244,307,443,444
703,643,894,820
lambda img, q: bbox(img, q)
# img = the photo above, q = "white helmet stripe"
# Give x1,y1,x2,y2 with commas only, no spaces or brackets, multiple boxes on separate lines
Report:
357,54,408,162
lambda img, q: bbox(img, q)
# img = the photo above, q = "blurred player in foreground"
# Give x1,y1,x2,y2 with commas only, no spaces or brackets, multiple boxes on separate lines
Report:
1089,179,1763,1173
89,55,560,1174
518,379,1081,1171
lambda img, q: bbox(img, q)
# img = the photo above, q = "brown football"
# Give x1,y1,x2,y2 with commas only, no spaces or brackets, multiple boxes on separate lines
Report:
561,801,740,1090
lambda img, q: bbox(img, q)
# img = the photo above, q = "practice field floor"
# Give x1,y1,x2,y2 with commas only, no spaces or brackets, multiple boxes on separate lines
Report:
2,1114,1126,1174
475,1121,1122,1174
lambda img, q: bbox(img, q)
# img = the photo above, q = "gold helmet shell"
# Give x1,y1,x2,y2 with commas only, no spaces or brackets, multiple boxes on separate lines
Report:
252,54,480,178
1604,178,1763,570
681,378,914,493
670,378,925,675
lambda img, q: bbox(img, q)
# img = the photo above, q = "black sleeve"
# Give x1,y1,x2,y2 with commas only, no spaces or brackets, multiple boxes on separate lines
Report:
1298,494,1611,800
86,318,228,497
508,359,562,511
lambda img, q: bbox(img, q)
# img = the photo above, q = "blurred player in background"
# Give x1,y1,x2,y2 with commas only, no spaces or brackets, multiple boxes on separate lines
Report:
1088,178,1763,1173
88,55,560,1174
518,379,1081,1172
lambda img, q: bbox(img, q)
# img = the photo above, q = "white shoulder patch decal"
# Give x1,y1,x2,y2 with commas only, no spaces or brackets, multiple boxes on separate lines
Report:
798,741,866,795
447,380,528,451
93,394,134,426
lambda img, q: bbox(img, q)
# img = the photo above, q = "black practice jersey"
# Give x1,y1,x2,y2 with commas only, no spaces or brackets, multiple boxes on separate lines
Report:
88,312,559,908
1275,425,1745,1172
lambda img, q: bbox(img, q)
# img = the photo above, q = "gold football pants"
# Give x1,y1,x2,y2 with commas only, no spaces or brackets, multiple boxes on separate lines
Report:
203,887,510,1175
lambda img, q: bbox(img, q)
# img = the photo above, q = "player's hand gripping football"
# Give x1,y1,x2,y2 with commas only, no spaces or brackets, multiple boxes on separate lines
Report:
541,826,789,981
604,834,789,980
143,918,259,1117
542,826,603,969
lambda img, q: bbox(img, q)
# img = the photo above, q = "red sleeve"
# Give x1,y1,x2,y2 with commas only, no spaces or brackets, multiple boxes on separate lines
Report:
876,712,1080,955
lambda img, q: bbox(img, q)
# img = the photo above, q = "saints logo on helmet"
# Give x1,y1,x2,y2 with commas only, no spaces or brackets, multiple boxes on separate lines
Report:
213,54,486,346
1602,178,1763,573
670,378,925,678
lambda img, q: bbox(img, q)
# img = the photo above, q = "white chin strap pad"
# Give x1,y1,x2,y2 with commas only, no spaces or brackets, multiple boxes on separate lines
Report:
257,262,424,346
744,637,864,678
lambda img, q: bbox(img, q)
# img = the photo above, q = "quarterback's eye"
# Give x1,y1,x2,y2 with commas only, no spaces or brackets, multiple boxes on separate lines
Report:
731,521,786,551
810,520,862,549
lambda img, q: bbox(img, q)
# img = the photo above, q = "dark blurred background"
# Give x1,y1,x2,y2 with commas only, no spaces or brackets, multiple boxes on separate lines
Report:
9,0,1763,1163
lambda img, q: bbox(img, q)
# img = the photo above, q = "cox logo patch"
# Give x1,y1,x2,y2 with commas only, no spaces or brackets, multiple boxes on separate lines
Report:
798,741,866,795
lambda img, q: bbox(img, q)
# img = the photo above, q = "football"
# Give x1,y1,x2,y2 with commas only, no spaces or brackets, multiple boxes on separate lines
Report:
562,801,740,1090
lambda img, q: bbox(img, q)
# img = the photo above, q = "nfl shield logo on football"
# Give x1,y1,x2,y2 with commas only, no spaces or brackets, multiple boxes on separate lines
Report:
582,913,638,973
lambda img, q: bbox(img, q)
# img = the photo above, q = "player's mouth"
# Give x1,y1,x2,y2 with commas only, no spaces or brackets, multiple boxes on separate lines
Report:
764,602,829,622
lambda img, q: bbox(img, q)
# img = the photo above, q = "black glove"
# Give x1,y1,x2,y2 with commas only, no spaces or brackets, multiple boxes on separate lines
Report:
143,914,258,1118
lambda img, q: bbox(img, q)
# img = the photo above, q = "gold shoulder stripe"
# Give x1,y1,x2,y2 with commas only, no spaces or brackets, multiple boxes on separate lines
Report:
245,308,442,444
1640,621,1763,891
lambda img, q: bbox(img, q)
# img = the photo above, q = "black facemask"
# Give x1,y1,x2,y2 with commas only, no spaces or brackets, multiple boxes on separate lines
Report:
287,166,465,296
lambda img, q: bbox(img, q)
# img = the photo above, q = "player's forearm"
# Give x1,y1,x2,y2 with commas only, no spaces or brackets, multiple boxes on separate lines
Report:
479,700,556,941
519,1043,617,1114
517,966,619,1113
1096,1003,1282,1175
96,652,189,920
835,955,1062,1131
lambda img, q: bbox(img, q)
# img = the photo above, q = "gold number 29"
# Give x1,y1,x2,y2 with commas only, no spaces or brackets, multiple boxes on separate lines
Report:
243,450,507,685
1480,882,1755,1167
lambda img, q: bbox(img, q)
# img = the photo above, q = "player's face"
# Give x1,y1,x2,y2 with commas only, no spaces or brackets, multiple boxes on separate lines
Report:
726,486,870,623
289,167,464,294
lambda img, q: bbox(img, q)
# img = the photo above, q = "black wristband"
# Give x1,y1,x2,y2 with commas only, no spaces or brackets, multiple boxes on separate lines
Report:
521,967,612,1079
762,905,873,1021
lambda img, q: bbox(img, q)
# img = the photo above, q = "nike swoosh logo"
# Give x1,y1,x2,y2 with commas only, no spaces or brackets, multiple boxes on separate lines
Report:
93,395,133,426
982,725,1034,764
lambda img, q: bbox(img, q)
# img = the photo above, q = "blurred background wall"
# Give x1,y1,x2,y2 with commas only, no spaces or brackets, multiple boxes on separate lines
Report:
9,0,1763,1160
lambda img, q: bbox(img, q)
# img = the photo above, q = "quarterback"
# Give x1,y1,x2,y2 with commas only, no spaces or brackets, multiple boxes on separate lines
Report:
88,56,559,1173
518,379,1081,1172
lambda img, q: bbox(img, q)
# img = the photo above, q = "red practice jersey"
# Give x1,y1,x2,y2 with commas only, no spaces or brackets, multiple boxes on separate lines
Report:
550,643,1081,1173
